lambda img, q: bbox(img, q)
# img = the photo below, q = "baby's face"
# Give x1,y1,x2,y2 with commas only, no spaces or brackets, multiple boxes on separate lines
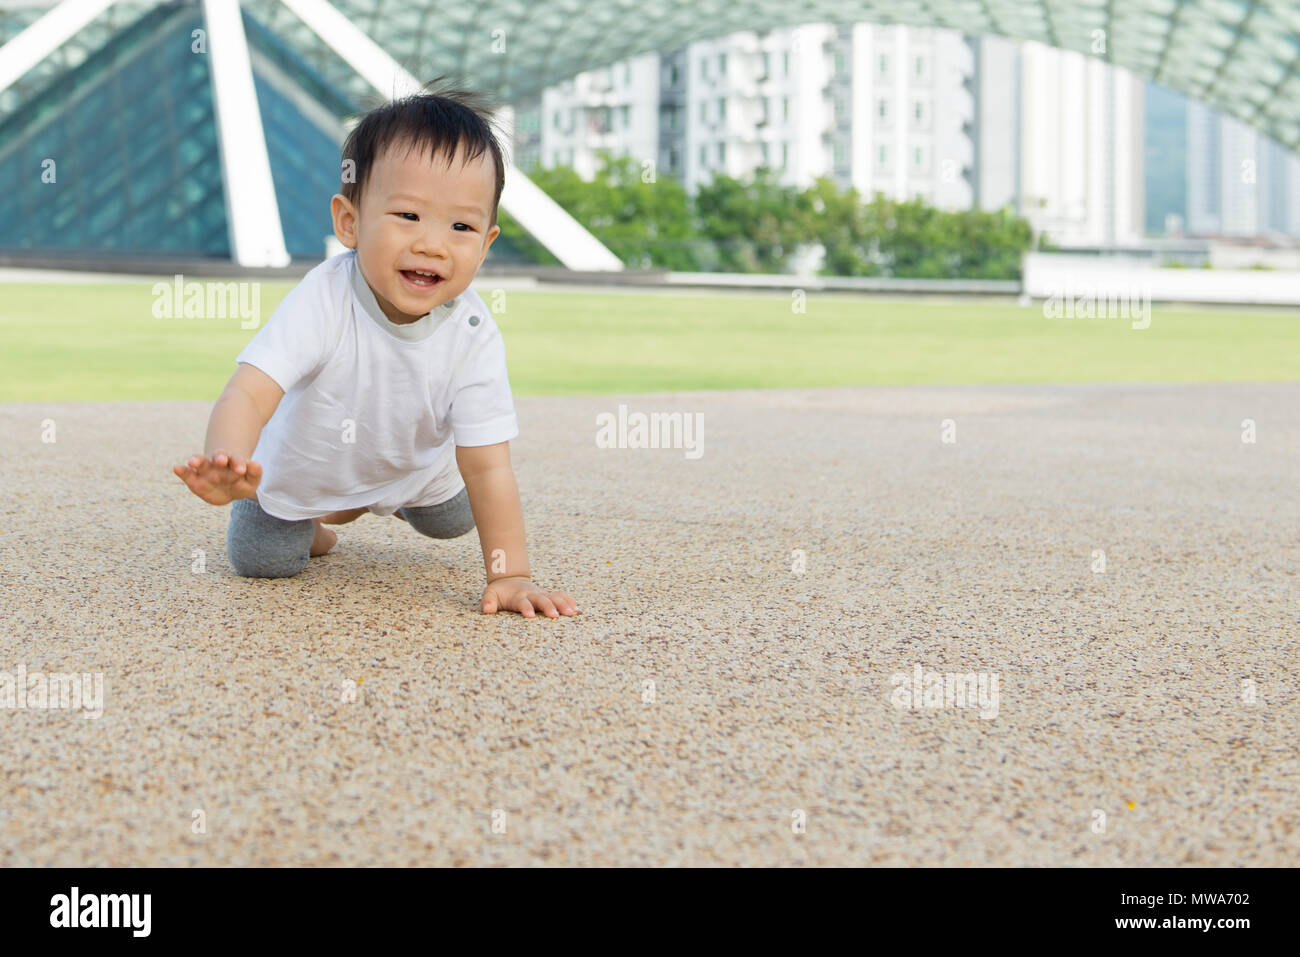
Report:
335,140,500,324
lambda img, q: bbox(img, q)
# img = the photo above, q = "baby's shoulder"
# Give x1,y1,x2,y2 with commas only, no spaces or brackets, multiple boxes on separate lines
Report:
429,286,500,352
279,250,352,307
454,284,490,318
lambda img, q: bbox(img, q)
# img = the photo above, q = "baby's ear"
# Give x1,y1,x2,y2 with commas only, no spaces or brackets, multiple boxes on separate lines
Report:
479,223,501,262
330,194,358,248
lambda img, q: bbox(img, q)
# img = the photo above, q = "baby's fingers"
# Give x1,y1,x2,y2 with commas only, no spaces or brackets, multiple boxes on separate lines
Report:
530,594,560,619
174,461,204,485
173,463,211,498
551,593,579,616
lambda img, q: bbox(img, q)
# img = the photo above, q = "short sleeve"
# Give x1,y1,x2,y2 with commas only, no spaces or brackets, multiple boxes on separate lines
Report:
450,323,519,447
234,265,339,393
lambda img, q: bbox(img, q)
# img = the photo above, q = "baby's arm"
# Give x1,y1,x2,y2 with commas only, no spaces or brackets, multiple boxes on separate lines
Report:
455,442,578,618
173,364,284,505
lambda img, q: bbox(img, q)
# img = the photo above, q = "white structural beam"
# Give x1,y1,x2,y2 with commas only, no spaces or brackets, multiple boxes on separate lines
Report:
0,0,115,96
496,143,629,271
278,0,419,100
277,0,623,271
203,0,291,267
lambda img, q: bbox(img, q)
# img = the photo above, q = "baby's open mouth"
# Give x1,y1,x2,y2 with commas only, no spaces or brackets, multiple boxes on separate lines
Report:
400,269,443,288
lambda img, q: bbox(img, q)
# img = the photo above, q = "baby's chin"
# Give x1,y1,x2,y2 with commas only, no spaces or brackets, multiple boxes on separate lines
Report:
388,282,456,320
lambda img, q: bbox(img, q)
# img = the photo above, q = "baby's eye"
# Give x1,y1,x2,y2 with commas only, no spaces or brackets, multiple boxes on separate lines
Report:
452,222,474,232
395,212,418,221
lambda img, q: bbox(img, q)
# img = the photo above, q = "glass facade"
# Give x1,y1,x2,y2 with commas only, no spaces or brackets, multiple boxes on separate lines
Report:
0,6,361,260
0,6,229,256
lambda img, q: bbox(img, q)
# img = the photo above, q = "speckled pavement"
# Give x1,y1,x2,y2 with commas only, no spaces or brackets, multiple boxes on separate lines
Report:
1,384,1296,866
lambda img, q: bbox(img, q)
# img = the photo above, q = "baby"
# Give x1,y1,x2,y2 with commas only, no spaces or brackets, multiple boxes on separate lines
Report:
172,84,577,620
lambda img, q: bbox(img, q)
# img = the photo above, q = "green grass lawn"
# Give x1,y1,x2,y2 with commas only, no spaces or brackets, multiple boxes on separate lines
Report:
0,280,1296,401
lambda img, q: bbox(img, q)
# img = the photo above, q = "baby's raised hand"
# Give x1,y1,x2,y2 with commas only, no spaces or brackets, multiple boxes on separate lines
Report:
172,450,262,505
481,576,579,619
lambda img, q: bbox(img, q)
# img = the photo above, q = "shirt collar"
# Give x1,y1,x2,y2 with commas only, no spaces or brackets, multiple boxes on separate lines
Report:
349,251,460,342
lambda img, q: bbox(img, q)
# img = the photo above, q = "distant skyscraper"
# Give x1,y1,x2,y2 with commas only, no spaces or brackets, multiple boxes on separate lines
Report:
848,24,974,210
680,25,844,194
968,35,1020,213
1015,41,1145,246
1144,81,1187,235
1186,99,1300,238
658,48,687,180
525,24,977,207
537,55,659,180
1186,101,1222,235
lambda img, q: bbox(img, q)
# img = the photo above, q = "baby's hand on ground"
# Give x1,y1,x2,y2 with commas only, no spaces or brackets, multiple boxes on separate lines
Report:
481,577,579,618
172,451,262,505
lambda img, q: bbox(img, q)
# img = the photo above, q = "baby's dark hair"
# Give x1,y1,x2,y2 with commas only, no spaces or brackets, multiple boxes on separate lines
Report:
340,78,506,226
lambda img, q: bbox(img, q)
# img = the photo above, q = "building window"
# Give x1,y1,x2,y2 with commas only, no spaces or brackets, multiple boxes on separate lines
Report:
783,97,790,121
878,98,889,120
913,146,925,169
624,63,631,85
761,51,771,78
699,101,707,122
877,144,888,167
718,142,726,164
668,63,680,86
669,147,679,170
915,56,926,78
621,104,631,128
719,53,727,75
781,141,788,168
552,111,561,130
718,97,726,120
833,141,848,169
760,141,769,165
783,50,790,75
878,53,889,76
700,145,707,166
913,100,926,126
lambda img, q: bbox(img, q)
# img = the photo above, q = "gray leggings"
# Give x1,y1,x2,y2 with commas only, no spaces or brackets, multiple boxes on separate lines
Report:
226,489,475,578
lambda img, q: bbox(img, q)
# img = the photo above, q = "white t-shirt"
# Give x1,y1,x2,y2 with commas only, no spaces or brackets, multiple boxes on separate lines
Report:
235,250,518,521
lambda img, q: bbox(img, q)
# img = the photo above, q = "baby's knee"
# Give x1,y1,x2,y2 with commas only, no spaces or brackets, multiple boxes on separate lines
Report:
226,538,309,578
399,490,475,539
225,499,311,578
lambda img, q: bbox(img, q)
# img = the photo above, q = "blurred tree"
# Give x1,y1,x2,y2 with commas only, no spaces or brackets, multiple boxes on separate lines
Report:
695,168,811,272
803,176,880,276
498,157,1036,278
499,151,700,269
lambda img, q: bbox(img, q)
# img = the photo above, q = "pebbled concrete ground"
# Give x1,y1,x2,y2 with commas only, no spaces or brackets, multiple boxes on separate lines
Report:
1,383,1296,866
